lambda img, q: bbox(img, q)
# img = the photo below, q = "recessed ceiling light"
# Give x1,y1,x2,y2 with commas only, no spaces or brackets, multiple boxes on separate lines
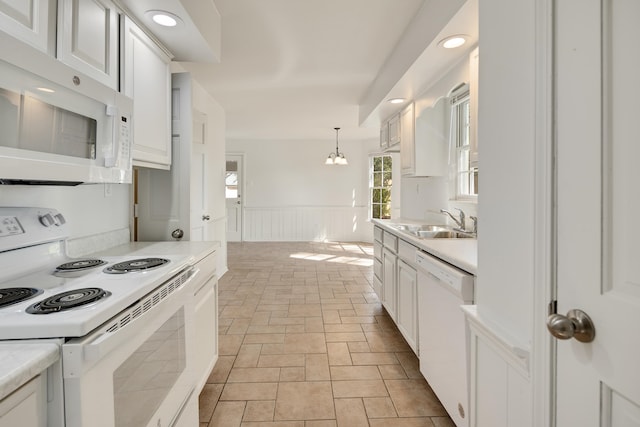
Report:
388,98,405,104
145,10,183,28
439,35,468,49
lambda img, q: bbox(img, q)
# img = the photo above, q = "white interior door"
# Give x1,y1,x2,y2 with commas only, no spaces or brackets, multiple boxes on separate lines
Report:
190,110,210,241
554,0,640,425
225,155,243,242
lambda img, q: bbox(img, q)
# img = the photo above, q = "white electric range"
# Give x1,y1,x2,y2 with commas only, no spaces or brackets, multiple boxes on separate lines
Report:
0,207,206,427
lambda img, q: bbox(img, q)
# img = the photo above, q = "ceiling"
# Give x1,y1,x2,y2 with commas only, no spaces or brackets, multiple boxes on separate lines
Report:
122,0,477,144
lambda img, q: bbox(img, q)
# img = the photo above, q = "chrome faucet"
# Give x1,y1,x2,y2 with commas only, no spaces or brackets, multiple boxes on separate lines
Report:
469,216,478,235
440,208,466,231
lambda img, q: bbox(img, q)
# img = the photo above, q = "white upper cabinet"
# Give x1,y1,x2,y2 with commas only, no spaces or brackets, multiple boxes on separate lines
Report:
399,103,416,175
387,113,401,148
379,122,389,150
57,0,119,89
0,0,55,54
122,16,172,169
411,96,448,176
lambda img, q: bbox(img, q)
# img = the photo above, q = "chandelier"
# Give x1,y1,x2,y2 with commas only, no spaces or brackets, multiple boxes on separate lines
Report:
325,127,348,165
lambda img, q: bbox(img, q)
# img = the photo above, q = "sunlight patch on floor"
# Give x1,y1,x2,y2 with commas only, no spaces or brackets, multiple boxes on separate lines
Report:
289,253,373,267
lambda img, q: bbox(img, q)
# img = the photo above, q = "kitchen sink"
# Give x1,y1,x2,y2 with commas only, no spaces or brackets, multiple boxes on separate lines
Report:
410,230,475,239
388,223,475,239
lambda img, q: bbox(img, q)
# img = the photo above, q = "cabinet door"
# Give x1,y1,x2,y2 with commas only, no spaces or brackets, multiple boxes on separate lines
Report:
400,103,415,175
57,0,119,89
379,122,389,149
194,274,218,391
388,113,401,147
397,259,417,354
122,16,172,169
0,0,54,53
413,97,447,176
0,375,46,427
382,247,397,321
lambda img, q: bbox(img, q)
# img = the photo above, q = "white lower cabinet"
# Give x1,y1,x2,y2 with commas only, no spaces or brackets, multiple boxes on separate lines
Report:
0,375,46,427
382,247,397,321
397,258,418,353
194,274,218,389
374,227,421,356
373,226,384,300
192,253,218,392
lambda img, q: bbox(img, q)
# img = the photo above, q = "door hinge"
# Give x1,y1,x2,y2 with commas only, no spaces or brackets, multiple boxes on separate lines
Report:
133,203,139,218
548,299,558,315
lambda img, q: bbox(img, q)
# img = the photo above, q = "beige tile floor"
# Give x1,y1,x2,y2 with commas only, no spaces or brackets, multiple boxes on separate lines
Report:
199,241,455,427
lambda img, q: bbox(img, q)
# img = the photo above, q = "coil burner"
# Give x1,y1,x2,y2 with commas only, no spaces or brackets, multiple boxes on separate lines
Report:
103,258,170,274
26,288,111,314
55,259,107,273
0,287,43,309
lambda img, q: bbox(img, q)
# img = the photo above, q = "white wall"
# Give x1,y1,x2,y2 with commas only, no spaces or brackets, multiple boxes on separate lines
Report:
227,136,376,242
466,0,538,425
477,0,535,353
0,184,130,239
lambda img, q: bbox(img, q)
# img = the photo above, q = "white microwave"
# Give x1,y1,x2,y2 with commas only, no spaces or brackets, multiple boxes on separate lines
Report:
0,59,133,185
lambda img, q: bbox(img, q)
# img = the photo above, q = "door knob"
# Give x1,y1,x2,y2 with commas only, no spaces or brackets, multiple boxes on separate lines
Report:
171,228,184,240
202,215,211,221
547,309,595,343
237,201,241,204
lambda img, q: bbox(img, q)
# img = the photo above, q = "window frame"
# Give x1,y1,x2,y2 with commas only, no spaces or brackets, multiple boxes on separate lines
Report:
450,85,478,200
369,154,393,220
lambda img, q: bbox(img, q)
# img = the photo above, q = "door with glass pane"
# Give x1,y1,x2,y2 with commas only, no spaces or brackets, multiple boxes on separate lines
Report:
225,154,243,242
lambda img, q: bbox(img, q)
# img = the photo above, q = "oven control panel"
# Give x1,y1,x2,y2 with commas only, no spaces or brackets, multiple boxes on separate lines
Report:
0,216,24,237
0,207,68,252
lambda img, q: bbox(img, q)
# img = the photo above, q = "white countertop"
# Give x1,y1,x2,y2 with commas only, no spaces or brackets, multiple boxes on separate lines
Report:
0,343,59,401
92,241,219,265
372,218,477,275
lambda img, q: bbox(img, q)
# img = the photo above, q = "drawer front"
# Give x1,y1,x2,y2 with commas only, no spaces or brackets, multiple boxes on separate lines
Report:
374,226,383,243
398,239,416,264
373,257,382,281
383,230,398,252
374,240,382,260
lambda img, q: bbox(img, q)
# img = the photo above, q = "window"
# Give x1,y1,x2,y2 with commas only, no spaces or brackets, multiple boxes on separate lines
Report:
451,87,478,198
225,160,238,198
370,155,392,219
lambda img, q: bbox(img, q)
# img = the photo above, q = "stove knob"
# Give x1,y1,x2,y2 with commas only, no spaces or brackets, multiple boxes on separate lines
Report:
39,213,55,227
54,213,66,225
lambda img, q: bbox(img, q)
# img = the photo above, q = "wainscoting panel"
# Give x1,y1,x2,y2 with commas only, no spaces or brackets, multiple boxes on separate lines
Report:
243,206,372,242
463,306,533,427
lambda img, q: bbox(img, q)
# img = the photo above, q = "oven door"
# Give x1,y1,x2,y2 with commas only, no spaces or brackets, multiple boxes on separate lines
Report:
62,268,197,427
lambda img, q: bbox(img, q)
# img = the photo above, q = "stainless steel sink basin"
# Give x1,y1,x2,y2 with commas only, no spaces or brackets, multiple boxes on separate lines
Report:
388,223,475,239
390,224,448,232
411,225,450,232
411,230,474,239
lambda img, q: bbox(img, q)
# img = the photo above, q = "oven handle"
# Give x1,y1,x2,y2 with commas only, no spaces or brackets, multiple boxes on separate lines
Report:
80,266,198,363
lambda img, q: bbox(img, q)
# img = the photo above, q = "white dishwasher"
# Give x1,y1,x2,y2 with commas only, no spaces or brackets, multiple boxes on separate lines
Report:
415,249,474,427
